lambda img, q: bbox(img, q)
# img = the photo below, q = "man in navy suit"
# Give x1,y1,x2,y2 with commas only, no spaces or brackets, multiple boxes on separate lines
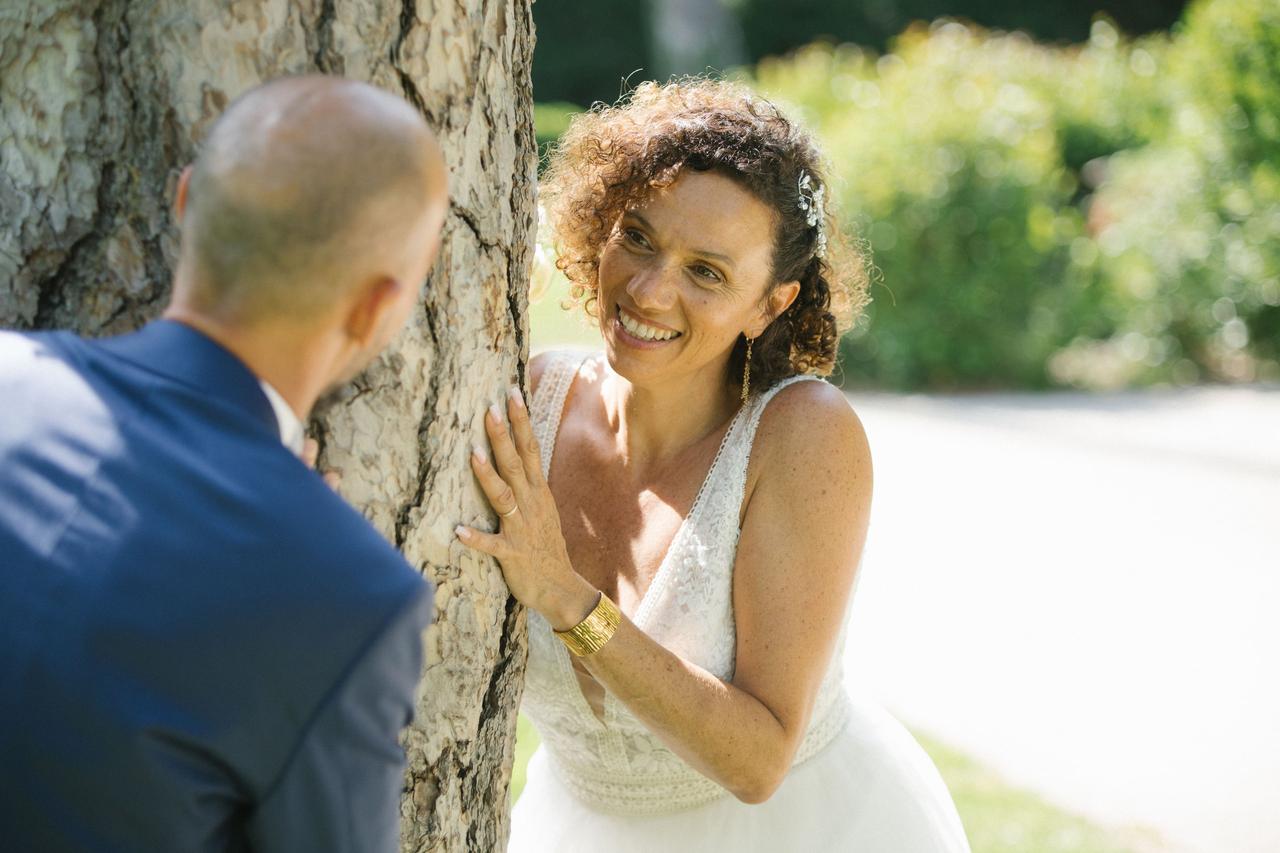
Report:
0,76,448,851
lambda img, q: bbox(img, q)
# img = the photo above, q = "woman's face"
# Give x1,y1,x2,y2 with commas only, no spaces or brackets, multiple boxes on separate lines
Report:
595,169,781,391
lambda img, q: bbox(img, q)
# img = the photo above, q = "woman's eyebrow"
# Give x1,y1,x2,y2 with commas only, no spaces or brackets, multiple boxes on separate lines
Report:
627,212,737,270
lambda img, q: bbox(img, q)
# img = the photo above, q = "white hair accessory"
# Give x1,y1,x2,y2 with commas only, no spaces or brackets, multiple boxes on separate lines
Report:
797,170,827,260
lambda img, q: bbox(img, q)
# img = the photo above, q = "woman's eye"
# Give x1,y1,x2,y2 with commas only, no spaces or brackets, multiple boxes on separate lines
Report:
623,229,651,249
691,264,722,282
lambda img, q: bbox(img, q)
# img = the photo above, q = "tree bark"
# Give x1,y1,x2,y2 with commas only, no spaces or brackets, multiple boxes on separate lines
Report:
0,1,537,850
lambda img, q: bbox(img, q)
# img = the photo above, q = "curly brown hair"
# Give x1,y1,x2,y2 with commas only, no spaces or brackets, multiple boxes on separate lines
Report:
540,78,870,391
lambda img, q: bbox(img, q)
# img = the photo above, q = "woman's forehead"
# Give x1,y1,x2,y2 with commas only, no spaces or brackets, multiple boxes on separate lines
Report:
627,170,775,260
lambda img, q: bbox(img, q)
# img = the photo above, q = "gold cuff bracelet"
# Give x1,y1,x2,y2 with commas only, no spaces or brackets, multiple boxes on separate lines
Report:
554,592,621,657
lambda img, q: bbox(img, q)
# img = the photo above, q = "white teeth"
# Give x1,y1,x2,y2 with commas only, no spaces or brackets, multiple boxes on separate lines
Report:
619,309,679,341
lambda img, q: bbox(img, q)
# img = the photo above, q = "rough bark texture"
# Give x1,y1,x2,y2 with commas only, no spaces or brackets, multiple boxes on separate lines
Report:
0,2,537,850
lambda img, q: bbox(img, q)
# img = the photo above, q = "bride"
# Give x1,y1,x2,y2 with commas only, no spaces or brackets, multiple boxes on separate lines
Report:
455,80,970,851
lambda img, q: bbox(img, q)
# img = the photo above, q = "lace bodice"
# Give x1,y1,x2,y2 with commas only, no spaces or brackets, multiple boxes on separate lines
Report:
522,352,852,815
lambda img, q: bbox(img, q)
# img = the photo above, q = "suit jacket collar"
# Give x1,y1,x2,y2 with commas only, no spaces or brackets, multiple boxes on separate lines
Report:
99,319,280,439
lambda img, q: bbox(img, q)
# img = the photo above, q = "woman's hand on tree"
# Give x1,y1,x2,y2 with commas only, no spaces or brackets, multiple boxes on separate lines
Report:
455,386,596,628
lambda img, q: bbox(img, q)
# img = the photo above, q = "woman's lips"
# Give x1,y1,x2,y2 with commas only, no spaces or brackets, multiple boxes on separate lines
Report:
613,305,681,349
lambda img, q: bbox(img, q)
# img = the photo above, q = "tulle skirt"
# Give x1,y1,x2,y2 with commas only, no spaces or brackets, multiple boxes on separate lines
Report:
509,699,970,853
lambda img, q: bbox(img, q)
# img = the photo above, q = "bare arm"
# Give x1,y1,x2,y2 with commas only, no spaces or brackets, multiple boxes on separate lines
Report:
457,380,872,803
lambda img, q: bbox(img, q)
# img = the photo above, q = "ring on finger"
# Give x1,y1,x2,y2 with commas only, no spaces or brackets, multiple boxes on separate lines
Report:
499,505,519,519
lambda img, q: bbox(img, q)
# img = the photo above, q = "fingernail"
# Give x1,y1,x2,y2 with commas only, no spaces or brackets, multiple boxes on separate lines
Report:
509,385,525,409
472,444,487,462
489,403,502,421
454,525,469,539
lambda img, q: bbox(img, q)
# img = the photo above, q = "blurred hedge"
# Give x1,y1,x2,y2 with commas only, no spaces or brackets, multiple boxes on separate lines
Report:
735,0,1186,75
1082,0,1280,384
750,0,1280,389
530,0,1186,110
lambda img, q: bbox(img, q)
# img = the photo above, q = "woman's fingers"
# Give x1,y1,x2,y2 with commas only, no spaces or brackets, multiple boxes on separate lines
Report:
454,524,506,557
505,386,544,483
471,445,521,520
485,403,528,488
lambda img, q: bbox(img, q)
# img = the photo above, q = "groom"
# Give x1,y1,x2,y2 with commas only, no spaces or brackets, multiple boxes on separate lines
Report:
0,77,447,851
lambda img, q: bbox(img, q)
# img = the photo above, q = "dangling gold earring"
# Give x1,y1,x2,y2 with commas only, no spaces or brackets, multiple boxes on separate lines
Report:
741,336,753,403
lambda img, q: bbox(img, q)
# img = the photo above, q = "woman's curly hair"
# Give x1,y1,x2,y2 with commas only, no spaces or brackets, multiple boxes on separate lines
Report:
540,78,870,391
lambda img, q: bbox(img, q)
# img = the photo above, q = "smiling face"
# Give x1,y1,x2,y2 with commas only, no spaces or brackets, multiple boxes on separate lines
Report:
597,169,789,391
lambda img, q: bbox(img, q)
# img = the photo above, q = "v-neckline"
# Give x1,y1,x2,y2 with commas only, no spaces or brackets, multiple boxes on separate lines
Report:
546,356,748,626
627,403,745,628
542,354,749,726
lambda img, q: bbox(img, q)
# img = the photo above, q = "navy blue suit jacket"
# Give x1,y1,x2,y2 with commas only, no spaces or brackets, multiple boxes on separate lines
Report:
0,321,434,852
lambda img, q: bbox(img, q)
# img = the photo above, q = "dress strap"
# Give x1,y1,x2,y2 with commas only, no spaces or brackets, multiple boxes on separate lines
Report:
530,351,591,478
745,374,823,441
725,374,828,516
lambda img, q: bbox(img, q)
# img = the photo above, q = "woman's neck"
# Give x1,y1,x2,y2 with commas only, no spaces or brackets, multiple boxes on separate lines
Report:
602,359,742,470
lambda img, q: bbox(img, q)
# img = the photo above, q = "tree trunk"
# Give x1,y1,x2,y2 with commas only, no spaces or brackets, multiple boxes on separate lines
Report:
0,2,537,850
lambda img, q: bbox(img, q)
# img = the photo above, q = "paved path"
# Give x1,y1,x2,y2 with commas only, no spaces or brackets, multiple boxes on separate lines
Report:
841,385,1280,853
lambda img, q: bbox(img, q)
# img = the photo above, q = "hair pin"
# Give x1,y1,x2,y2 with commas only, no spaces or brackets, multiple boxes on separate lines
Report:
797,170,827,259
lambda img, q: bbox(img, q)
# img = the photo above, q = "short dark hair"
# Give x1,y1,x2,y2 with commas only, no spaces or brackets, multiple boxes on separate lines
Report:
182,78,431,320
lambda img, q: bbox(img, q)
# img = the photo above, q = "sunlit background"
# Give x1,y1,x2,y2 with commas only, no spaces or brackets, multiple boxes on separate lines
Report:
514,2,1280,852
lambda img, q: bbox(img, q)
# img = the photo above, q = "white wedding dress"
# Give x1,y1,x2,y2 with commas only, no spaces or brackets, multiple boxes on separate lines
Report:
510,353,970,852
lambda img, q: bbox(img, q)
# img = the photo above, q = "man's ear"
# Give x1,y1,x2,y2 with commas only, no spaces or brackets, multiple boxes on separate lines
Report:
344,275,405,347
749,281,801,338
174,165,193,223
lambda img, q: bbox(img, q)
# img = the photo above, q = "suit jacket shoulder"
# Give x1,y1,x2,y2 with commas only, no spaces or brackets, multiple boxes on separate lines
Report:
0,325,433,852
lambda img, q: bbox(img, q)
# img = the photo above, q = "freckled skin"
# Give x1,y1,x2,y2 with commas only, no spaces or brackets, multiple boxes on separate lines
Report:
458,169,873,805
594,171,782,395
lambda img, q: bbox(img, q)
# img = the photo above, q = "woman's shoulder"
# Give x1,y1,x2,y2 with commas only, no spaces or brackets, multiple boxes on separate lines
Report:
757,377,866,442
528,351,556,399
528,349,601,400
749,377,871,492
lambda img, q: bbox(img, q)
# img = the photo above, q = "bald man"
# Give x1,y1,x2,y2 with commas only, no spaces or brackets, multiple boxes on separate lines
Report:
0,77,448,852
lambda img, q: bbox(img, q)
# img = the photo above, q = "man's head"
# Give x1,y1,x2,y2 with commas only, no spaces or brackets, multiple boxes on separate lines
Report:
171,75,448,390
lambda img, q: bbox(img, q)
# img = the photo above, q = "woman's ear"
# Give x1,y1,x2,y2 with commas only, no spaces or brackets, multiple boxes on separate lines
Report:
748,281,801,338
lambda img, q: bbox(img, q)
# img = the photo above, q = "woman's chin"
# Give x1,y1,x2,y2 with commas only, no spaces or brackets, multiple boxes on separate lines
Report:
602,319,684,384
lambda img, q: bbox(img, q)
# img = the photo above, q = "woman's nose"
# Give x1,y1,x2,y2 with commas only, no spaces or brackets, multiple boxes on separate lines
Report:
625,263,677,312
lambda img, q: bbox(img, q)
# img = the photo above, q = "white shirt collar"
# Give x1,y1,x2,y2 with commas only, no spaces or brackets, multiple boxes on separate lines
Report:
258,380,306,457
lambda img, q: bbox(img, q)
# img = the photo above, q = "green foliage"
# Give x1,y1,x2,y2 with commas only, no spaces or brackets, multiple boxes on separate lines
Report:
756,25,1121,387
534,102,582,173
753,6,1280,389
1039,25,1170,175
532,1,1279,389
733,0,1184,68
529,0,1186,108
1057,0,1280,386
1175,0,1280,169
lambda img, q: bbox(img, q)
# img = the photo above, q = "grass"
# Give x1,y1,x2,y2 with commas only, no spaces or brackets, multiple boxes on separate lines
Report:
510,713,538,803
510,716,1155,853
916,733,1161,853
